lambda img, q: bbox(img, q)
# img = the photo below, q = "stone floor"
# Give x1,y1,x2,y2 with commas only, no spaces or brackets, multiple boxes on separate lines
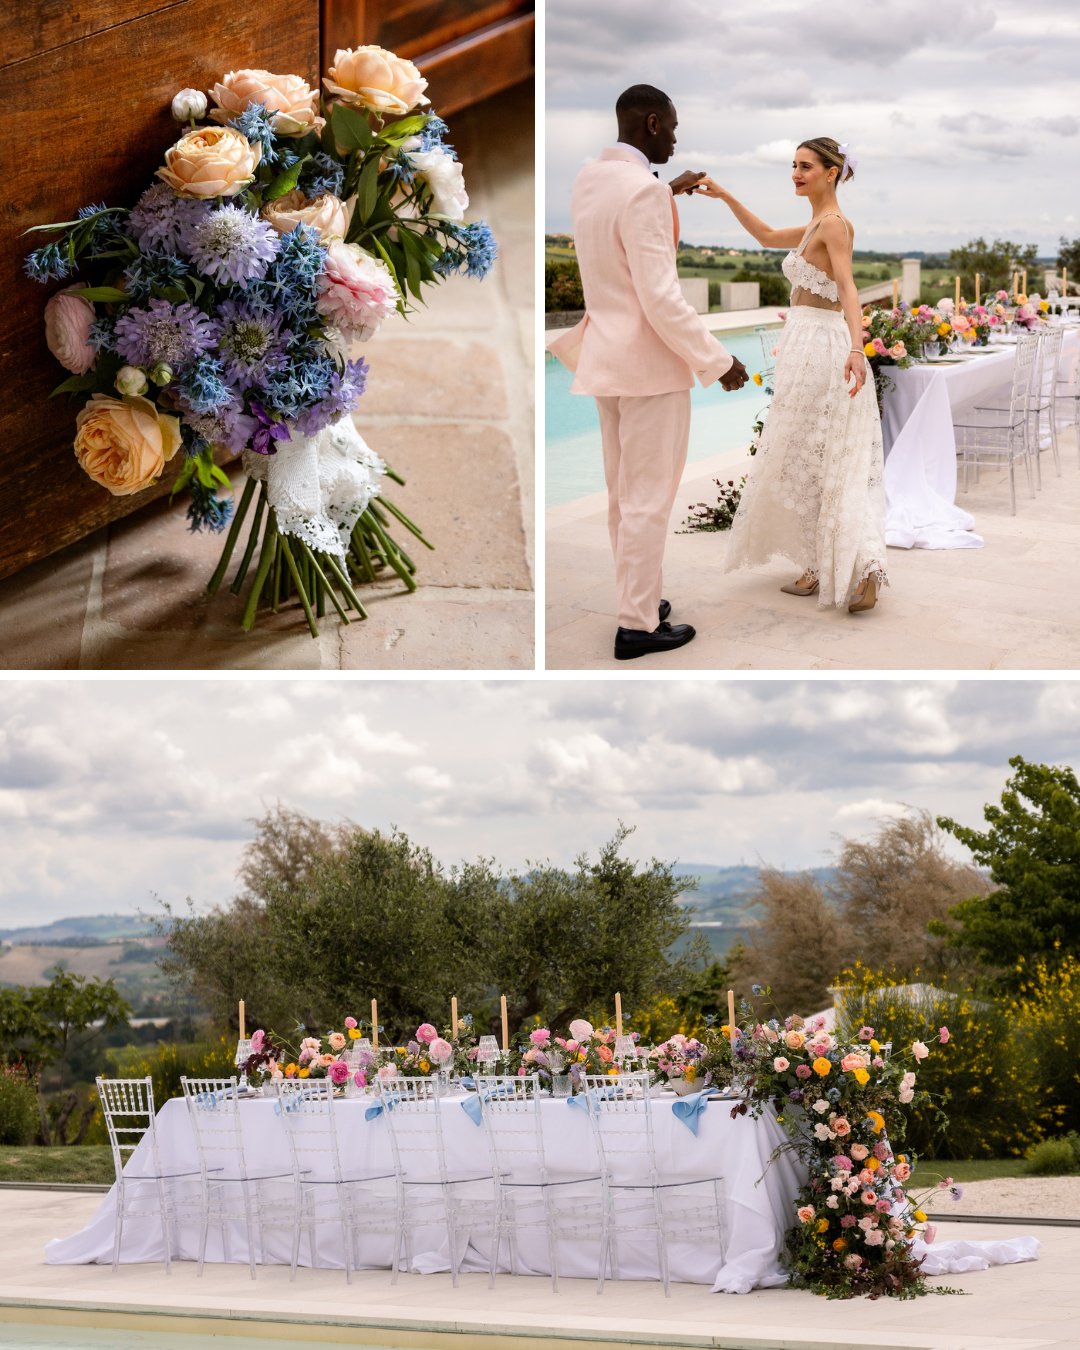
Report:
546,422,1080,671
3,1188,1079,1349
0,84,534,671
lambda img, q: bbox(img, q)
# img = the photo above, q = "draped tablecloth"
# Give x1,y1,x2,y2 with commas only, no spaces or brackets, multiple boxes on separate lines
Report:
881,327,1080,550
43,1093,805,1293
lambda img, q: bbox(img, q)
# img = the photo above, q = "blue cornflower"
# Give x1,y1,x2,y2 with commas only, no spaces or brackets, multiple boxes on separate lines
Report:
227,103,279,167
123,251,191,300
186,479,235,533
300,152,345,200
178,355,235,414
215,300,290,388
294,356,369,435
113,298,217,370
127,183,210,254
24,242,70,283
182,205,280,286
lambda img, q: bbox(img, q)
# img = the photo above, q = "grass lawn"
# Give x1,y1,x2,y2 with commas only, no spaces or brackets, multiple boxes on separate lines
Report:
0,1146,114,1186
923,1158,1030,1183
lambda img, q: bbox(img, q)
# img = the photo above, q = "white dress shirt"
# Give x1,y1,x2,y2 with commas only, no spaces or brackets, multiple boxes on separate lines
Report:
614,141,651,171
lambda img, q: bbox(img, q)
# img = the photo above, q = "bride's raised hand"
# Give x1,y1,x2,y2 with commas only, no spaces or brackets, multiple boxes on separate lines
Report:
692,177,728,199
844,352,867,398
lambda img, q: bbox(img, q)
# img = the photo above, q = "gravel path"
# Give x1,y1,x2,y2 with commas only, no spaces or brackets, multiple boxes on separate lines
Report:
922,1175,1080,1218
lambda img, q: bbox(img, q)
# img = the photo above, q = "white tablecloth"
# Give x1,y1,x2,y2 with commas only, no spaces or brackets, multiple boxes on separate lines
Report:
43,1093,805,1293
882,328,1080,550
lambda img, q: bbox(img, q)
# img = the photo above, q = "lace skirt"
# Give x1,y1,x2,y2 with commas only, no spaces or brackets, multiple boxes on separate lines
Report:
724,306,888,608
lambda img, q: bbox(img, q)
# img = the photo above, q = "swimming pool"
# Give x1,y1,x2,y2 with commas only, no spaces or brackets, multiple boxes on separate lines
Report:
0,1325,380,1350
545,327,778,506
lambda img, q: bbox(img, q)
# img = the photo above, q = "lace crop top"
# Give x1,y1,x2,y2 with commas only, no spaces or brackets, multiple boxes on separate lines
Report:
781,214,850,304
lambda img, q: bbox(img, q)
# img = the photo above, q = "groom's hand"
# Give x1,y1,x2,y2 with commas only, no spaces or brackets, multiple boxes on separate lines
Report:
669,171,707,196
719,357,749,391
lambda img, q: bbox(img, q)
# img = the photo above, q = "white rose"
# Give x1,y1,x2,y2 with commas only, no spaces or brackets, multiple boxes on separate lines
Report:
171,88,208,122
409,147,468,222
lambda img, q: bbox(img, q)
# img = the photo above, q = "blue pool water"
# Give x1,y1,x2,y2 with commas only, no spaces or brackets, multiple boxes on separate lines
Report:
0,1328,379,1350
545,328,778,506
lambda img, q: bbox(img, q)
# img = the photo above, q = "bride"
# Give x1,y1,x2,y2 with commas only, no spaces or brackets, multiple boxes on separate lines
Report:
691,137,887,613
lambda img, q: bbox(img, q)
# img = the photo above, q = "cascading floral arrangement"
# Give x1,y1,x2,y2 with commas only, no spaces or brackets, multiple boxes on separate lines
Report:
25,48,496,636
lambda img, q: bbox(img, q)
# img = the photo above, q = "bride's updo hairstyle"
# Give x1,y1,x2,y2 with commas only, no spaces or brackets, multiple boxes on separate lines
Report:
798,137,853,185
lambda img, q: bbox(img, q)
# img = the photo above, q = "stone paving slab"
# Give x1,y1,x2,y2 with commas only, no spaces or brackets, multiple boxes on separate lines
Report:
546,427,1080,671
3,1188,1078,1349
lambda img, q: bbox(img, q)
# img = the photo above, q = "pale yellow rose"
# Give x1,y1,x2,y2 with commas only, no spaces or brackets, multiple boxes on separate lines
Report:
73,394,182,496
327,1032,347,1051
324,46,429,115
262,190,354,242
209,69,325,138
157,126,260,199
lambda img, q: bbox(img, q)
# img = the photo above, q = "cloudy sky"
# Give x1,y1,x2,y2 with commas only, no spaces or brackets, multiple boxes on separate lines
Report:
1,678,1078,928
545,0,1079,253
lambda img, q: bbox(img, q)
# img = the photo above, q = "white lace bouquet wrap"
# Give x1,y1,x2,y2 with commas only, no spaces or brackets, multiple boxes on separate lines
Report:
243,415,386,560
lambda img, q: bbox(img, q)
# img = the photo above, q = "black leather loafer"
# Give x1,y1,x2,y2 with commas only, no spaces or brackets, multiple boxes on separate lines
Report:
659,598,671,622
614,621,696,660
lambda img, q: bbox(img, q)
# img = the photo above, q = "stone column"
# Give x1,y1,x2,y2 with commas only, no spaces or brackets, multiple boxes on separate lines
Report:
901,258,921,304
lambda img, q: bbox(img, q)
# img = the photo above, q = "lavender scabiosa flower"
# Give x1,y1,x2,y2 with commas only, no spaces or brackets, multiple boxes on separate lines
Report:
113,298,217,371
215,300,290,388
127,183,210,253
183,204,280,286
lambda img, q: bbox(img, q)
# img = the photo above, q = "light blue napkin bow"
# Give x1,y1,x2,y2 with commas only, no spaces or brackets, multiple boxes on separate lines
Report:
671,1086,720,1134
461,1083,517,1125
566,1092,590,1112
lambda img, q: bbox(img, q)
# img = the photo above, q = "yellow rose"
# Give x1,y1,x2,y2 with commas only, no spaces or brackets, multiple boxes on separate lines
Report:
866,1109,885,1133
298,1067,311,1078
157,126,260,199
73,394,181,496
262,189,354,242
752,372,763,386
324,46,429,115
866,1156,881,1171
209,69,324,138
812,1056,832,1077
419,1060,430,1073
869,1039,880,1052
914,1208,927,1222
816,1217,829,1233
853,1068,870,1086
348,1028,361,1040
863,342,875,357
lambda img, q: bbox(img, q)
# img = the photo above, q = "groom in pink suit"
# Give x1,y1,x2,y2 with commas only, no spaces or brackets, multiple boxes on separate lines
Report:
549,85,747,659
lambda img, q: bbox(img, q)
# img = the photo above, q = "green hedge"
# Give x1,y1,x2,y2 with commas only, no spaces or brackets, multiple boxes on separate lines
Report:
0,1071,39,1146
545,259,584,312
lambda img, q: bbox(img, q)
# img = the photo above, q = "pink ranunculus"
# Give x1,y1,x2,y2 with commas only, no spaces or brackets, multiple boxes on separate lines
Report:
530,1028,552,1046
834,1155,853,1172
353,1071,367,1089
864,1228,885,1246
344,1016,357,1030
849,1143,869,1161
859,1026,875,1041
939,1026,950,1044
773,1056,790,1072
249,1029,265,1055
415,1023,437,1044
327,1060,350,1085
795,1063,812,1080
316,239,399,340
911,1040,929,1061
429,1037,454,1065
797,1205,816,1223
893,1161,911,1181
45,289,97,375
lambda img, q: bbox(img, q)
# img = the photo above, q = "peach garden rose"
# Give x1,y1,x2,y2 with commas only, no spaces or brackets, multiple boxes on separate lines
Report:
157,126,261,199
73,393,182,496
262,190,354,242
323,46,428,115
209,69,324,137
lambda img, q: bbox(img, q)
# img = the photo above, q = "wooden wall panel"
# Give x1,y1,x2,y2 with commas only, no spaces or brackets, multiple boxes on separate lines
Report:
0,0,319,581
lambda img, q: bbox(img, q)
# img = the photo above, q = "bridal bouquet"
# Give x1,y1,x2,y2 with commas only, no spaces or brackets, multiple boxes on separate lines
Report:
25,49,495,636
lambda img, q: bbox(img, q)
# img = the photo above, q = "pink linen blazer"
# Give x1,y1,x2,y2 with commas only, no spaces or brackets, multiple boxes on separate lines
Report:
547,148,734,397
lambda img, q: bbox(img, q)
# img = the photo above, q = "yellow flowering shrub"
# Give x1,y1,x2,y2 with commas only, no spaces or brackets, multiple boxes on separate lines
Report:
1007,952,1080,1136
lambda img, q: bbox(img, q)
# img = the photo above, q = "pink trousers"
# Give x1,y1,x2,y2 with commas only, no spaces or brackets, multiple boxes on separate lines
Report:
595,389,691,631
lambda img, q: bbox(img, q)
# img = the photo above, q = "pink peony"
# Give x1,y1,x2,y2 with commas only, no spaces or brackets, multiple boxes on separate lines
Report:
939,1026,950,1044
353,1071,367,1089
249,1029,265,1055
840,1053,868,1072
327,1060,350,1085
530,1028,552,1046
840,1214,857,1229
924,1223,938,1244
415,1023,437,1044
876,1199,892,1213
826,1195,839,1209
316,239,399,339
834,1156,853,1171
569,1019,594,1042
344,1016,357,1029
45,289,97,375
773,1056,790,1072
873,1140,890,1161
429,1037,454,1065
598,1044,614,1063
377,1063,398,1081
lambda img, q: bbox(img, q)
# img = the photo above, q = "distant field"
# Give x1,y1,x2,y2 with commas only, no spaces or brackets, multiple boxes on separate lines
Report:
0,939,172,1006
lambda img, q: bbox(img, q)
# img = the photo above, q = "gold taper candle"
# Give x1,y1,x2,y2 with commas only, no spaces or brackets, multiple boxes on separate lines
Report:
614,992,622,1038
1022,269,1027,297
371,999,378,1049
955,276,960,309
891,279,898,308
451,996,458,1040
1012,271,1018,300
1063,267,1068,295
500,995,509,1051
975,272,980,305
238,1000,245,1040
727,989,736,1049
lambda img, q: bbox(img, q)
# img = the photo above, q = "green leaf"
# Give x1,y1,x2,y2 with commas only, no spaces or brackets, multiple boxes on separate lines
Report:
331,102,374,153
263,156,308,203
48,373,98,399
371,235,405,297
170,458,197,498
398,230,424,299
68,286,128,303
379,113,430,145
356,155,382,224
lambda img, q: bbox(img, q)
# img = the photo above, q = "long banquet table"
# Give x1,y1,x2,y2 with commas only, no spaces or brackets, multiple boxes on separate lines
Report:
882,327,1080,550
44,1091,805,1294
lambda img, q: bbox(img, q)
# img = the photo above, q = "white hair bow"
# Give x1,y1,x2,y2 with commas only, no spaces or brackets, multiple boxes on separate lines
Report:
838,142,858,181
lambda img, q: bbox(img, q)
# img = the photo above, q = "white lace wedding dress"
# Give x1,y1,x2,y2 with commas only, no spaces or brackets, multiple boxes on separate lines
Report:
723,221,888,608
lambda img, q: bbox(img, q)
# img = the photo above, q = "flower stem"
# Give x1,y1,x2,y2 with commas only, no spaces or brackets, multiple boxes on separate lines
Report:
207,476,255,596
323,553,369,619
305,546,351,625
241,505,278,632
378,494,434,549
279,536,319,639
364,512,417,591
230,481,266,595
